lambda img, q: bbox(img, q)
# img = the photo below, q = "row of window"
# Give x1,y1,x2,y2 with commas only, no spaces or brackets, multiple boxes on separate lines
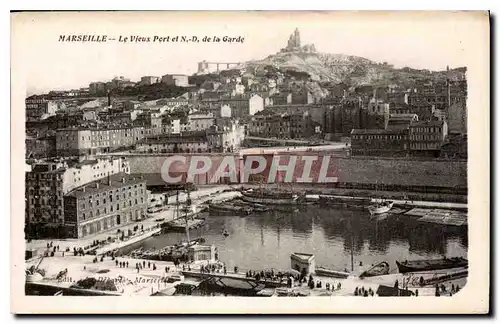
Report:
352,135,406,140
80,198,145,220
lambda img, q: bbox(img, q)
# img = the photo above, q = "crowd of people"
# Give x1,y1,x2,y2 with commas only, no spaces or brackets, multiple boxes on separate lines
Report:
354,286,375,297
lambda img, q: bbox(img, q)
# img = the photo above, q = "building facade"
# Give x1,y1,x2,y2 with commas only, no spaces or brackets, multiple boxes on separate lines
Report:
351,128,409,157
25,157,130,238
25,97,59,121
139,76,160,86
409,120,448,157
56,126,145,156
64,173,148,238
162,74,189,87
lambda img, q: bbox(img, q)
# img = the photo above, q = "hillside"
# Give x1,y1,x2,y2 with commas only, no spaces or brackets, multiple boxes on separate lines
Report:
240,51,465,89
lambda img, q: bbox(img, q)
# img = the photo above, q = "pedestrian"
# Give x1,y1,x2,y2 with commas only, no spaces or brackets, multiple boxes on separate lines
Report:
363,290,368,297
126,261,129,268
62,252,64,257
337,282,341,290
143,260,146,268
148,261,151,269
224,266,227,275
354,287,359,296
153,264,157,271
415,289,419,297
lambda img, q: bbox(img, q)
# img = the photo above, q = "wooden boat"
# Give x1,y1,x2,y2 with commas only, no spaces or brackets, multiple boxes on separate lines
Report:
359,261,390,278
396,257,468,274
209,202,253,216
232,200,269,212
315,266,350,279
368,201,394,215
318,196,372,209
241,189,299,205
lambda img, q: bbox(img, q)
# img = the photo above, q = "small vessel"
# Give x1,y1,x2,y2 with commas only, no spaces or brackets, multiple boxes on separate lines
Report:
396,257,468,274
359,261,390,278
315,266,350,279
241,189,299,205
319,196,371,209
54,290,63,296
209,202,253,216
368,201,394,215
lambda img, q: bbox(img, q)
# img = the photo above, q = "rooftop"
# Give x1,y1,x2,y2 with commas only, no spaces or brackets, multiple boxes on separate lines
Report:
410,120,445,127
65,173,146,198
351,128,408,135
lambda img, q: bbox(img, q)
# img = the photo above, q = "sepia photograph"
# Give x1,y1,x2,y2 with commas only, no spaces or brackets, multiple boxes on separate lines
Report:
10,10,490,314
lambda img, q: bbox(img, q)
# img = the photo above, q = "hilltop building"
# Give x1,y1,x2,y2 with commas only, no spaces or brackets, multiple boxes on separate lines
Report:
280,28,316,53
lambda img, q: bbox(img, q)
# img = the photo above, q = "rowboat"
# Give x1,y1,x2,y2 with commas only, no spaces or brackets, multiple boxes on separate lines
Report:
396,257,468,273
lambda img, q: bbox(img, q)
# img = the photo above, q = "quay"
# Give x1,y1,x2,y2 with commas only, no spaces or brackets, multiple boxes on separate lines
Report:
181,270,286,288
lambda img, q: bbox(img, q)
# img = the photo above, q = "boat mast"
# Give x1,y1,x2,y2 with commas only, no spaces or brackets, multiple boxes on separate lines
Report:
350,215,354,272
184,187,192,243
174,190,179,219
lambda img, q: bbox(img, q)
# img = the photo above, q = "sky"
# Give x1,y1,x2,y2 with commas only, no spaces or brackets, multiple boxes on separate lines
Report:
11,11,488,95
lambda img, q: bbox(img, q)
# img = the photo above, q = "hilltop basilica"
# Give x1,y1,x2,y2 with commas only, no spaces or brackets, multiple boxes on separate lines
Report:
280,28,316,54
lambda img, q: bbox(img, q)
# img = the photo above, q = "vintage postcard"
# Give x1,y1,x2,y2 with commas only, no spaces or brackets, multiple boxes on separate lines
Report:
11,11,490,314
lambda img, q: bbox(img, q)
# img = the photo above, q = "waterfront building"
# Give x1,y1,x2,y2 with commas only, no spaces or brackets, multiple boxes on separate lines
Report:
350,128,409,157
56,125,145,156
161,74,189,87
64,173,148,238
290,252,316,276
409,120,448,157
25,157,130,238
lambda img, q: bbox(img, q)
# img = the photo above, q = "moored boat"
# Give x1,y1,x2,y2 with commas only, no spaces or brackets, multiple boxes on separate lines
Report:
319,196,372,209
396,257,468,273
359,261,390,278
241,189,299,205
368,201,394,215
315,266,350,279
209,202,253,216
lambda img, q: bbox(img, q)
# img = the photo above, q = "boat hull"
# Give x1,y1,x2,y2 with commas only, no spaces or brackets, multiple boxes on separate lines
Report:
368,202,394,215
315,267,350,279
241,194,298,205
359,261,390,278
396,257,468,273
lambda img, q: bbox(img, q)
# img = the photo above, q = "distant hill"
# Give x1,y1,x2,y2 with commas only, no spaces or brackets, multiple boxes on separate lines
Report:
239,51,466,89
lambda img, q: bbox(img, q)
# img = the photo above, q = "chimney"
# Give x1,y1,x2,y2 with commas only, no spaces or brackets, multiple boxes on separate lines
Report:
122,177,126,183
82,186,86,192
96,183,100,189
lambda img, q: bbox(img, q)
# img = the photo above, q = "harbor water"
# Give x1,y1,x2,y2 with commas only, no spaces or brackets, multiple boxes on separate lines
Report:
118,205,468,273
